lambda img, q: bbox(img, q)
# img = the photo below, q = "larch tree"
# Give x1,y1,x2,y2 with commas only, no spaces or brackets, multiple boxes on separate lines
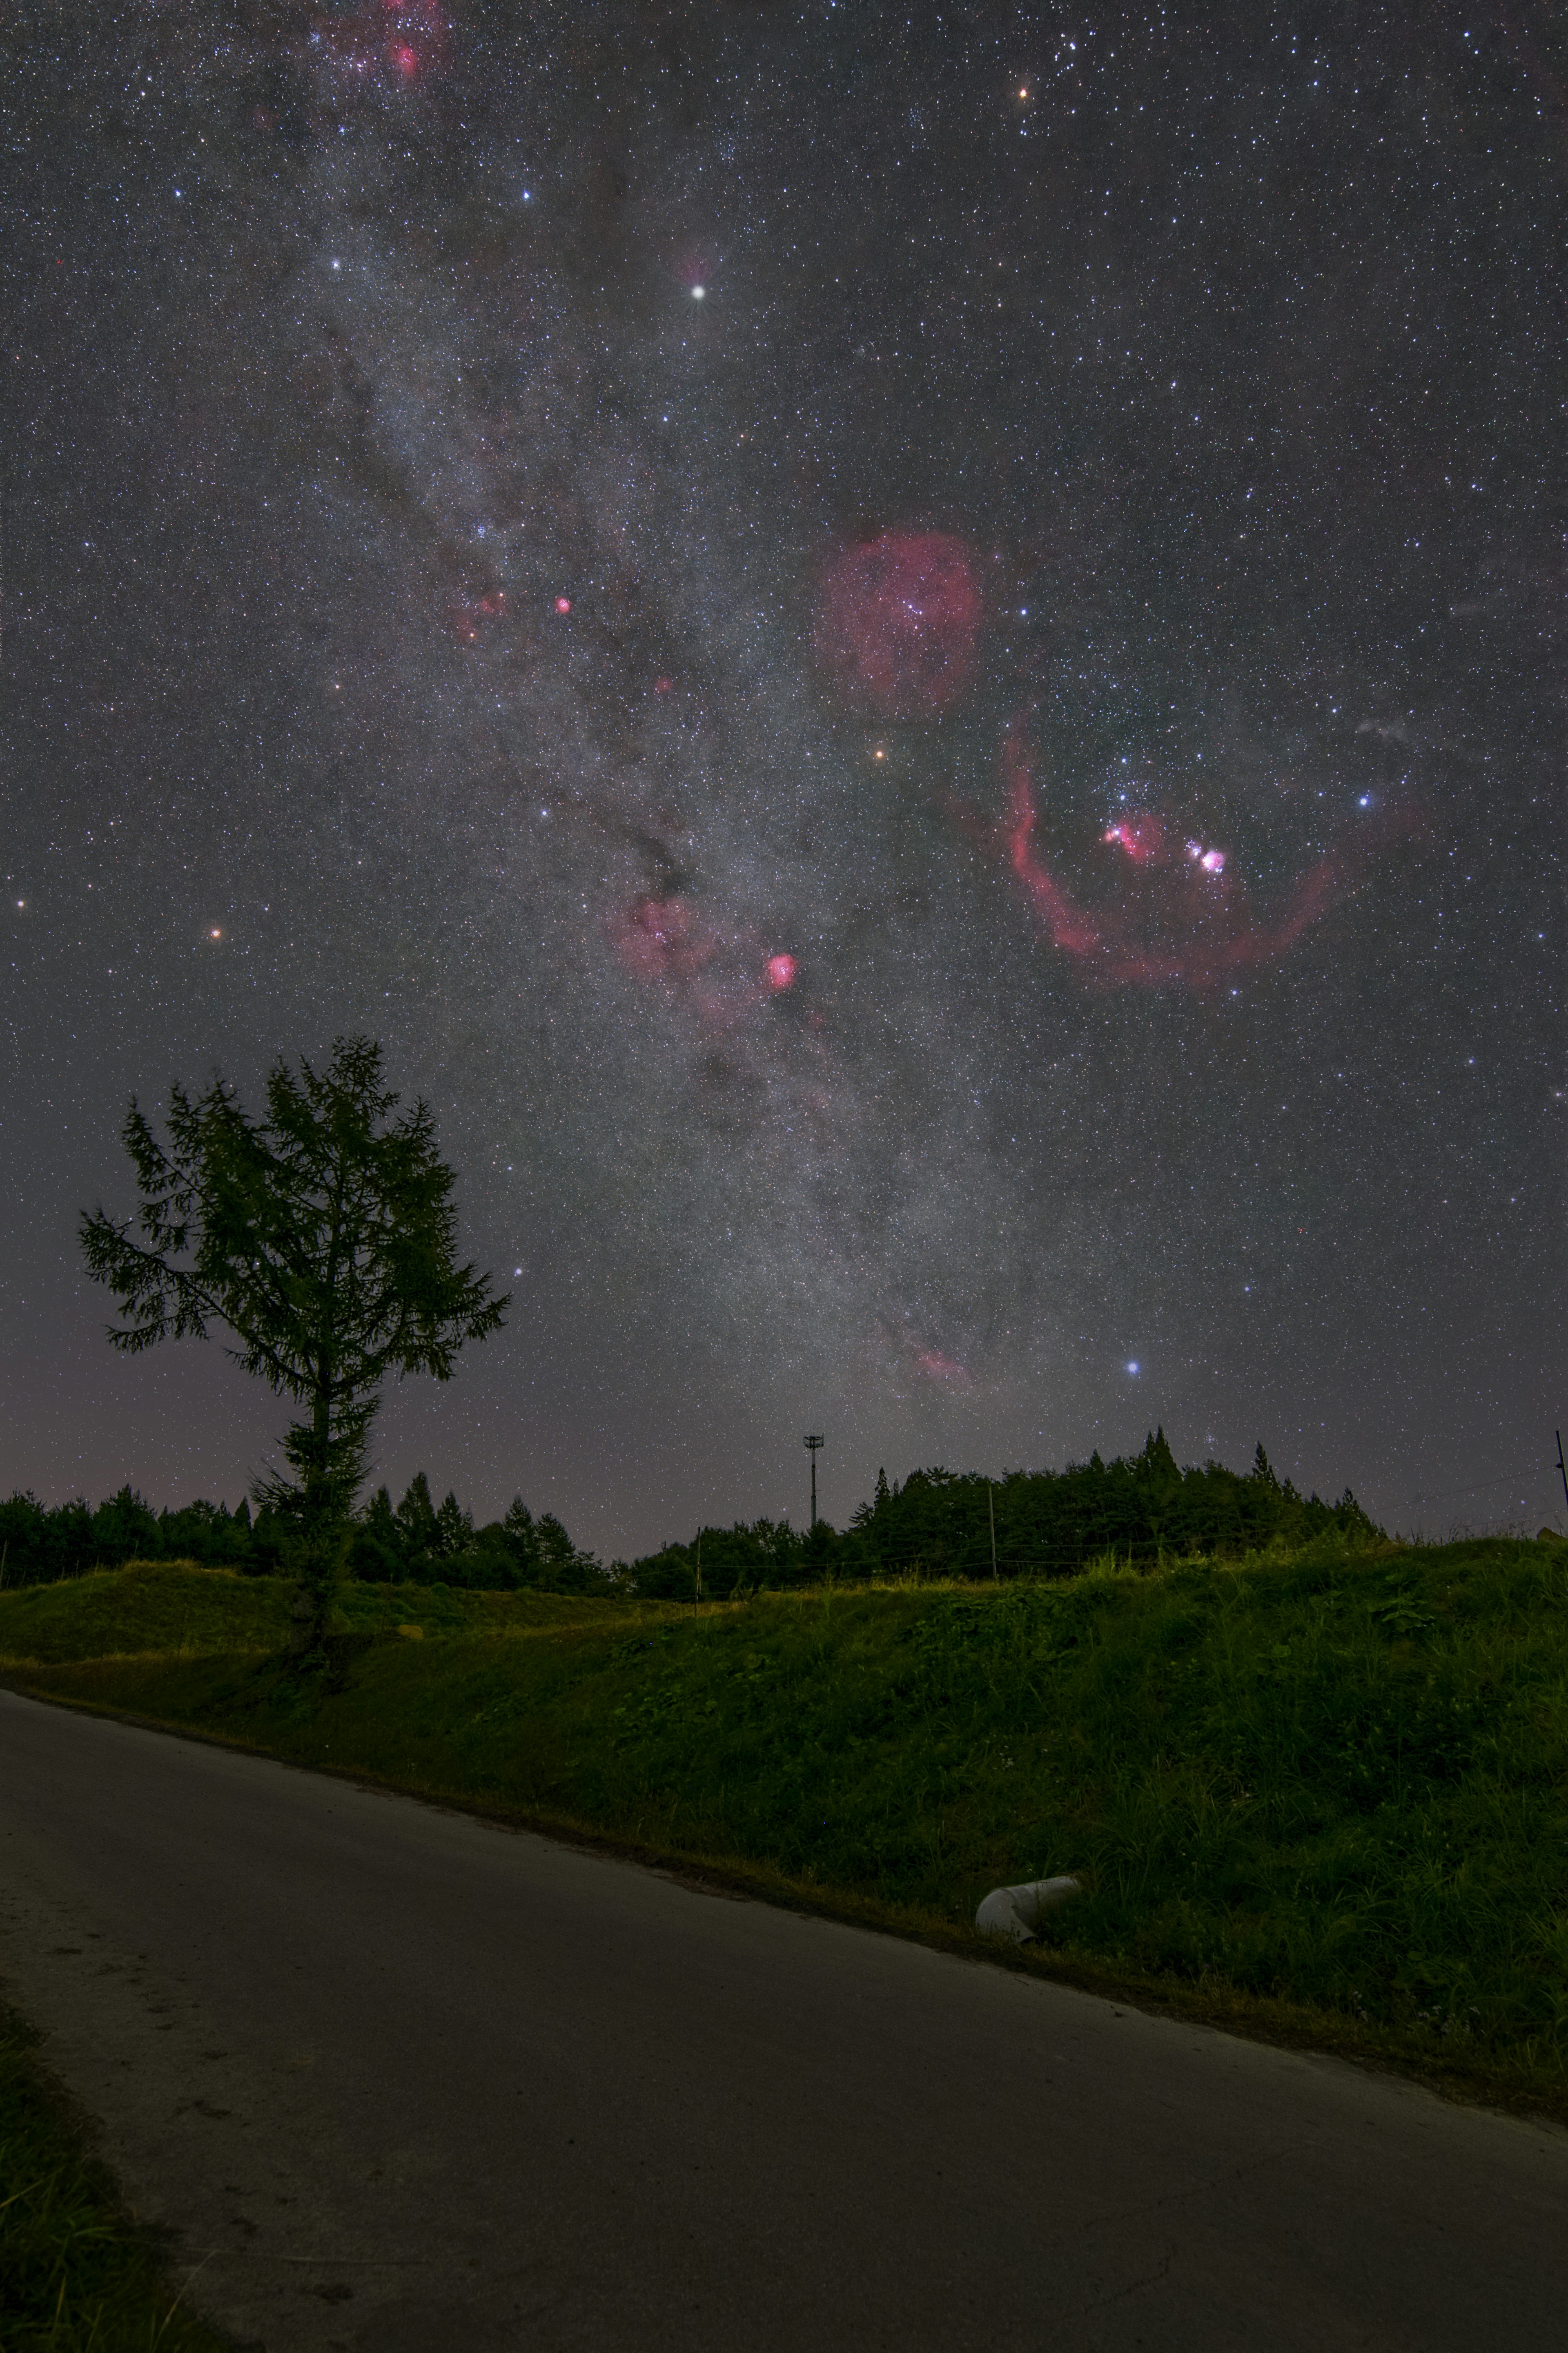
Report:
80,1035,507,1647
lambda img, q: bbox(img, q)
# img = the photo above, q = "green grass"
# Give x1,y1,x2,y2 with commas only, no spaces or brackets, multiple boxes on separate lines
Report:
0,1559,627,1666
9,1539,1568,2118
0,2001,230,2351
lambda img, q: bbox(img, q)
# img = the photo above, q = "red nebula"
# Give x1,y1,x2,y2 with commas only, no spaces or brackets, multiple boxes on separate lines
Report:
607,895,817,1039
443,583,506,643
816,532,981,717
609,897,714,984
1103,814,1167,865
914,1347,972,1387
312,2,450,88
380,0,448,78
992,732,1352,989
554,595,572,614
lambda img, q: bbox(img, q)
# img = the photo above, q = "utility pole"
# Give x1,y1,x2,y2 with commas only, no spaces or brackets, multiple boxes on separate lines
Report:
804,1433,825,1528
1557,1431,1568,1521
695,1531,702,1606
989,1482,998,1579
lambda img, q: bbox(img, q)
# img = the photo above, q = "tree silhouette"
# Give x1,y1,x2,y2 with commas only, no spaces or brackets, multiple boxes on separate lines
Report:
80,1036,506,1643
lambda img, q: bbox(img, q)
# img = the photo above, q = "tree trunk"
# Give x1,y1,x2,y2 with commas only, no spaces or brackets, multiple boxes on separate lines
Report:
288,1371,345,1657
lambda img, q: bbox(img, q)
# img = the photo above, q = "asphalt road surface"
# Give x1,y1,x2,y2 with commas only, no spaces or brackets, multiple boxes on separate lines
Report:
2,1691,1565,2352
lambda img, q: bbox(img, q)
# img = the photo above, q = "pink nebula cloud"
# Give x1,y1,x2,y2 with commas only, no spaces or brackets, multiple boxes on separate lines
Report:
443,582,506,643
312,2,451,88
1103,814,1167,865
996,733,1353,989
815,531,981,717
608,897,715,985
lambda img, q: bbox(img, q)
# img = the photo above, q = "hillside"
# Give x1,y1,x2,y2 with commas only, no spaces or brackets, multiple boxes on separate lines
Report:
8,1534,1568,2114
0,1559,631,1666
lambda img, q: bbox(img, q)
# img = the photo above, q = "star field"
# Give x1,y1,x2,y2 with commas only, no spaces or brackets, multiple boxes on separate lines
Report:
1,2,1562,1551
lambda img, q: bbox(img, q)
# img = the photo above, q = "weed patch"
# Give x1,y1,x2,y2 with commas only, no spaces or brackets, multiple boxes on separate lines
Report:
0,1559,627,1668
12,1537,1568,2115
0,2001,230,2350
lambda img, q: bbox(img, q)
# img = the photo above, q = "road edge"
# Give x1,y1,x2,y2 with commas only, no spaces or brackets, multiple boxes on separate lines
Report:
5,1671,1565,2135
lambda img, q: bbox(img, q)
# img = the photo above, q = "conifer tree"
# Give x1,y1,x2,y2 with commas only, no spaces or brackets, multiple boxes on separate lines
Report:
80,1036,506,1647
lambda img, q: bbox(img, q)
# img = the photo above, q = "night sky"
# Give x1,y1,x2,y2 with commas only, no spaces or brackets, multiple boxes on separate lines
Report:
3,2,1563,1558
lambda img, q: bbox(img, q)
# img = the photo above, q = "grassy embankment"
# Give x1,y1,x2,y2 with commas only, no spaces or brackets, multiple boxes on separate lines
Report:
0,1998,230,2351
0,1558,616,1664
5,1541,1568,2121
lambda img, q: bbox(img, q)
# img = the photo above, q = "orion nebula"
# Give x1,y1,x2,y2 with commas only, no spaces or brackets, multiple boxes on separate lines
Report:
988,729,1411,992
2,2,1561,1546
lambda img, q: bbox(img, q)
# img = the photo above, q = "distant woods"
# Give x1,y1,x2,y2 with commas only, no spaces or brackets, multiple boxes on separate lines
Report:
350,1476,605,1594
628,1432,1380,1599
0,1475,603,1595
0,1433,1380,1595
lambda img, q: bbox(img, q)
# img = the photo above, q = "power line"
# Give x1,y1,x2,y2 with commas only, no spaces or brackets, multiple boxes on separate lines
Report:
1405,1472,1539,1506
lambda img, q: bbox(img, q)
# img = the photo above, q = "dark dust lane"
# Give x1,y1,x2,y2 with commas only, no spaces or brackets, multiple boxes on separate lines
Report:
1,1692,1564,2353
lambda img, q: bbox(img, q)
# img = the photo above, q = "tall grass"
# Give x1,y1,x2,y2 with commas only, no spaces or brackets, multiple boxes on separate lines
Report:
0,1559,625,1666
15,1535,1568,2107
0,2005,228,2351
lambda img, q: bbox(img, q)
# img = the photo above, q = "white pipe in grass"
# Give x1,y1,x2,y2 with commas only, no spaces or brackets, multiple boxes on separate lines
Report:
974,1877,1080,1942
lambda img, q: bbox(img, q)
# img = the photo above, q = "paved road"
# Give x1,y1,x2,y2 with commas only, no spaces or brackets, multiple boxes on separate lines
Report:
2,1691,1565,2352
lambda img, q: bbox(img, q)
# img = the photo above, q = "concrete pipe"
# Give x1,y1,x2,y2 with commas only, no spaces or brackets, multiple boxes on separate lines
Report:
974,1876,1080,1943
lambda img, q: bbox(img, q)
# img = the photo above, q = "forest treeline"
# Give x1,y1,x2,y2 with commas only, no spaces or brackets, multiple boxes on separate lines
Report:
628,1433,1380,1598
0,1434,1379,1595
0,1475,604,1594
